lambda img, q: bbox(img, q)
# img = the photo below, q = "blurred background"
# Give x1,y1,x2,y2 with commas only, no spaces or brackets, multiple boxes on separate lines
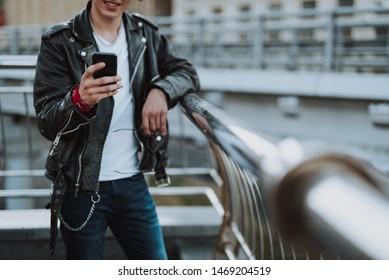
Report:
0,0,388,260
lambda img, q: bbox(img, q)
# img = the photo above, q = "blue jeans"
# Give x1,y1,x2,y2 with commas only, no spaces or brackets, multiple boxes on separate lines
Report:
59,174,167,260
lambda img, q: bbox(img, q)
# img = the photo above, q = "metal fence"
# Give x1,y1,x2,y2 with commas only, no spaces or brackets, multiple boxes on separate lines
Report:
0,86,222,211
0,7,388,72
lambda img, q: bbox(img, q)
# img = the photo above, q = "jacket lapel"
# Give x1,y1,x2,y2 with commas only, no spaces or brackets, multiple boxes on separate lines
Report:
124,15,148,81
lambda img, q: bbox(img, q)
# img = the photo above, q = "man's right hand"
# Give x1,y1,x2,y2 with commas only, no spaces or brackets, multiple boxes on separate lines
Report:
78,62,123,106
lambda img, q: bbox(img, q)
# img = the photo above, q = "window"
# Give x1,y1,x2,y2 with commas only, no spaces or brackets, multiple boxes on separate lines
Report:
341,27,352,40
268,31,280,41
269,2,282,12
298,29,315,40
338,0,354,7
268,1,282,20
301,0,317,18
302,0,317,10
186,8,196,16
240,4,251,13
375,27,388,41
212,6,223,15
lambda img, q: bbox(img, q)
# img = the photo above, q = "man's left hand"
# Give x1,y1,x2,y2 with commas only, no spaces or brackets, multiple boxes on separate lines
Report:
141,88,168,137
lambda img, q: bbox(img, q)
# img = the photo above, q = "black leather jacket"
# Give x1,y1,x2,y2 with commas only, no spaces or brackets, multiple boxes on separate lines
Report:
34,2,199,197
34,2,199,255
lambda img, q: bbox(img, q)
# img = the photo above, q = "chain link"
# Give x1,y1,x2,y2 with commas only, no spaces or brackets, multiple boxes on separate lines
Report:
58,184,100,232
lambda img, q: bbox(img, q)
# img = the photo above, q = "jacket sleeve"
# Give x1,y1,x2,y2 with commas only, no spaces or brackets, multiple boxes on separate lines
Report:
33,32,95,141
147,28,201,109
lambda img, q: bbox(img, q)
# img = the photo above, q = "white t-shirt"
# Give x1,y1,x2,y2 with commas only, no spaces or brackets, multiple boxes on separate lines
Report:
93,22,139,181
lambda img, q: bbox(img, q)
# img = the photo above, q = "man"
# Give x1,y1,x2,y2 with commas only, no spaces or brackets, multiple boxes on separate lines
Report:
33,0,200,260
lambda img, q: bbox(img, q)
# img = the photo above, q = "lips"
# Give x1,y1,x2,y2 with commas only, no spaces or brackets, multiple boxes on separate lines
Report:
103,1,121,8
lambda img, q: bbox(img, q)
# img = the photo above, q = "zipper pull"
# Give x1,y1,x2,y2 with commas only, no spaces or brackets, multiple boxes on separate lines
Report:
74,184,80,198
49,132,62,156
53,132,62,146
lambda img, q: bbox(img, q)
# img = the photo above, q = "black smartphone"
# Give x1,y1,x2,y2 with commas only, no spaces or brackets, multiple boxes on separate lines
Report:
92,52,117,80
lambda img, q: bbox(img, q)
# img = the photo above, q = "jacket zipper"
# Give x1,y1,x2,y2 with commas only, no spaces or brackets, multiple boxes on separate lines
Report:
73,62,91,197
131,45,147,165
51,112,90,153
131,45,147,85
49,111,75,156
74,126,88,198
151,74,160,83
48,110,90,197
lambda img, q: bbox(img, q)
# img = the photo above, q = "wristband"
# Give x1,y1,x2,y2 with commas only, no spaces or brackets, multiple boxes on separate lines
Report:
72,85,94,112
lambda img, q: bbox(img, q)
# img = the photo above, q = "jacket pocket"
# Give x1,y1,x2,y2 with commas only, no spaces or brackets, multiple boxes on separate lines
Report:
44,133,78,182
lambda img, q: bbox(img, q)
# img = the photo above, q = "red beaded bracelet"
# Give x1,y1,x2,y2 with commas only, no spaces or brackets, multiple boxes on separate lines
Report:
72,85,94,112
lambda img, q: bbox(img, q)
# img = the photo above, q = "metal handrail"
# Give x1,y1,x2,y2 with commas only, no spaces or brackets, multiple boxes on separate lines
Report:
274,154,389,260
180,93,389,260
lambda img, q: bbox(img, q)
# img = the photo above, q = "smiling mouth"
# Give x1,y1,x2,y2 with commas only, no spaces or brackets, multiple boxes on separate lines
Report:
104,1,121,7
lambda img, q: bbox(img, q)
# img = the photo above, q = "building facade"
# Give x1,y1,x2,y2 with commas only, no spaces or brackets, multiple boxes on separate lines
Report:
2,0,171,25
170,0,389,49
3,0,389,25
173,0,389,16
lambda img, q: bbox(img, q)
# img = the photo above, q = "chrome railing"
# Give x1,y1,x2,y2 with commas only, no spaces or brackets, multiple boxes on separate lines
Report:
0,7,389,72
180,93,389,260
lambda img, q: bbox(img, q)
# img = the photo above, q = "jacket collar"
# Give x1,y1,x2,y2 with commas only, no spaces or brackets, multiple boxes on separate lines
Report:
72,0,147,71
72,0,142,43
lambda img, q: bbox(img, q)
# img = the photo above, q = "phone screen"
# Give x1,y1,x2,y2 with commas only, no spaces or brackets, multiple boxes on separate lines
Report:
92,52,117,80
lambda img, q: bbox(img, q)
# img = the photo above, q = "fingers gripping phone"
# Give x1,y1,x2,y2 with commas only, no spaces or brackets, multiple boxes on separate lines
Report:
92,52,117,81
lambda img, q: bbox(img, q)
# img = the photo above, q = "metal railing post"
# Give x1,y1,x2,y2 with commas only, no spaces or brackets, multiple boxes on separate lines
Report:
252,15,264,69
386,27,389,73
289,30,298,70
9,26,20,55
198,17,207,67
324,10,336,71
